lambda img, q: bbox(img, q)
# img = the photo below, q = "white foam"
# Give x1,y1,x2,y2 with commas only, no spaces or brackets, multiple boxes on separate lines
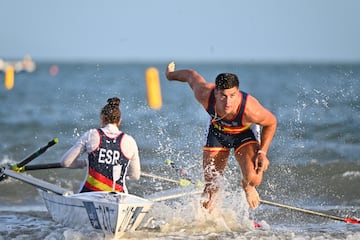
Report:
342,171,360,179
140,188,262,235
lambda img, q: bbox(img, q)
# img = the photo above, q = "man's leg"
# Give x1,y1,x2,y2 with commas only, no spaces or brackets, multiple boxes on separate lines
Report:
202,148,229,210
235,142,263,209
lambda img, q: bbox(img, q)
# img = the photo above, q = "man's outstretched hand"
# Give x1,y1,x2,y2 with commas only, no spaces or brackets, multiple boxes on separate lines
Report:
165,61,176,79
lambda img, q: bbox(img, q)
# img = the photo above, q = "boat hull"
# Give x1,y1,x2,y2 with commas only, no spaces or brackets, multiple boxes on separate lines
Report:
40,191,153,237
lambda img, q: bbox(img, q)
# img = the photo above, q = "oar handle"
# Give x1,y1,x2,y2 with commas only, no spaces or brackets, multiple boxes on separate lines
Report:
1,162,62,181
16,138,59,168
25,162,63,171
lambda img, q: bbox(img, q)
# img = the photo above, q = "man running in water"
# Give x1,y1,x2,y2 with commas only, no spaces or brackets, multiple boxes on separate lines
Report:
165,61,277,210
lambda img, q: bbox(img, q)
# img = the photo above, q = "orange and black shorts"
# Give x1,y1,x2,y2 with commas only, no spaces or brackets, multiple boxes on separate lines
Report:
204,124,258,151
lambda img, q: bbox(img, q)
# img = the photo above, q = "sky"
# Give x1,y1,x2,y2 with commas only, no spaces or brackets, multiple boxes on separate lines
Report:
1,0,360,63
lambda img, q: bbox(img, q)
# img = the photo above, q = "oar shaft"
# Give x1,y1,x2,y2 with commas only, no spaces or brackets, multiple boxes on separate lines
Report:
25,162,63,171
17,138,59,168
150,189,202,202
141,172,180,184
260,199,345,222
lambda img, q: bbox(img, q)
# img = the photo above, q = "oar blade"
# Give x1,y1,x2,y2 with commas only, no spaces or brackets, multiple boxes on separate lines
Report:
344,217,360,224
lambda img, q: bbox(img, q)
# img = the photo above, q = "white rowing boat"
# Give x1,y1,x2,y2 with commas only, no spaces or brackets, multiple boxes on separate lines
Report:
2,167,202,238
2,168,153,238
40,191,153,238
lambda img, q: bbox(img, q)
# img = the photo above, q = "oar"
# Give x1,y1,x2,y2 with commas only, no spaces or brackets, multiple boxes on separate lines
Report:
23,162,63,171
23,168,199,187
148,189,203,202
164,159,204,186
10,164,198,188
141,172,203,187
260,199,360,224
141,172,183,184
18,164,197,189
145,158,209,191
10,138,59,171
23,165,188,185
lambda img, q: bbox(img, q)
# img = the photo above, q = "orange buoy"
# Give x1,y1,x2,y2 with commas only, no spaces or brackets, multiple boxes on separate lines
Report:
145,67,162,110
4,65,15,90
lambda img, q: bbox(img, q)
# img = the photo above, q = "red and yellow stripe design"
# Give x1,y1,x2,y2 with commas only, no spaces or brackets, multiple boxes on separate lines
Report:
84,167,124,192
212,122,250,134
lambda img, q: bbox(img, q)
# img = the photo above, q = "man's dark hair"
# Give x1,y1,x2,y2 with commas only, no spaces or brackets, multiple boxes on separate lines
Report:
215,73,239,90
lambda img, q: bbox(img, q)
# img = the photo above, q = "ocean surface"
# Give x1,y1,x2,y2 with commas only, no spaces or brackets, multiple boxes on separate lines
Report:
0,62,359,239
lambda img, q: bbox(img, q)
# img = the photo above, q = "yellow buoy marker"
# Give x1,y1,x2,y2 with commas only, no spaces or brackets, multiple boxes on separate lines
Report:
4,65,15,90
145,67,162,110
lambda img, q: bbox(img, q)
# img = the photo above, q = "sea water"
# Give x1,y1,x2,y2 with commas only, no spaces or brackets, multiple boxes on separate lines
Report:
0,62,359,239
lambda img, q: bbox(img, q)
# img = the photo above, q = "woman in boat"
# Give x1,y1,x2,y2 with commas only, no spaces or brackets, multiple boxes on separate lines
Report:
60,97,141,193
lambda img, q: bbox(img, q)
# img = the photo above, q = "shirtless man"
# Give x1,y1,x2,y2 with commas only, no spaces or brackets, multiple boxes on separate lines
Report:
165,61,277,210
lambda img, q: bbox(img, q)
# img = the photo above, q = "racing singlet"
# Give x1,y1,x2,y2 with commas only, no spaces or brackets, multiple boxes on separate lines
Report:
81,129,129,193
206,88,250,134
